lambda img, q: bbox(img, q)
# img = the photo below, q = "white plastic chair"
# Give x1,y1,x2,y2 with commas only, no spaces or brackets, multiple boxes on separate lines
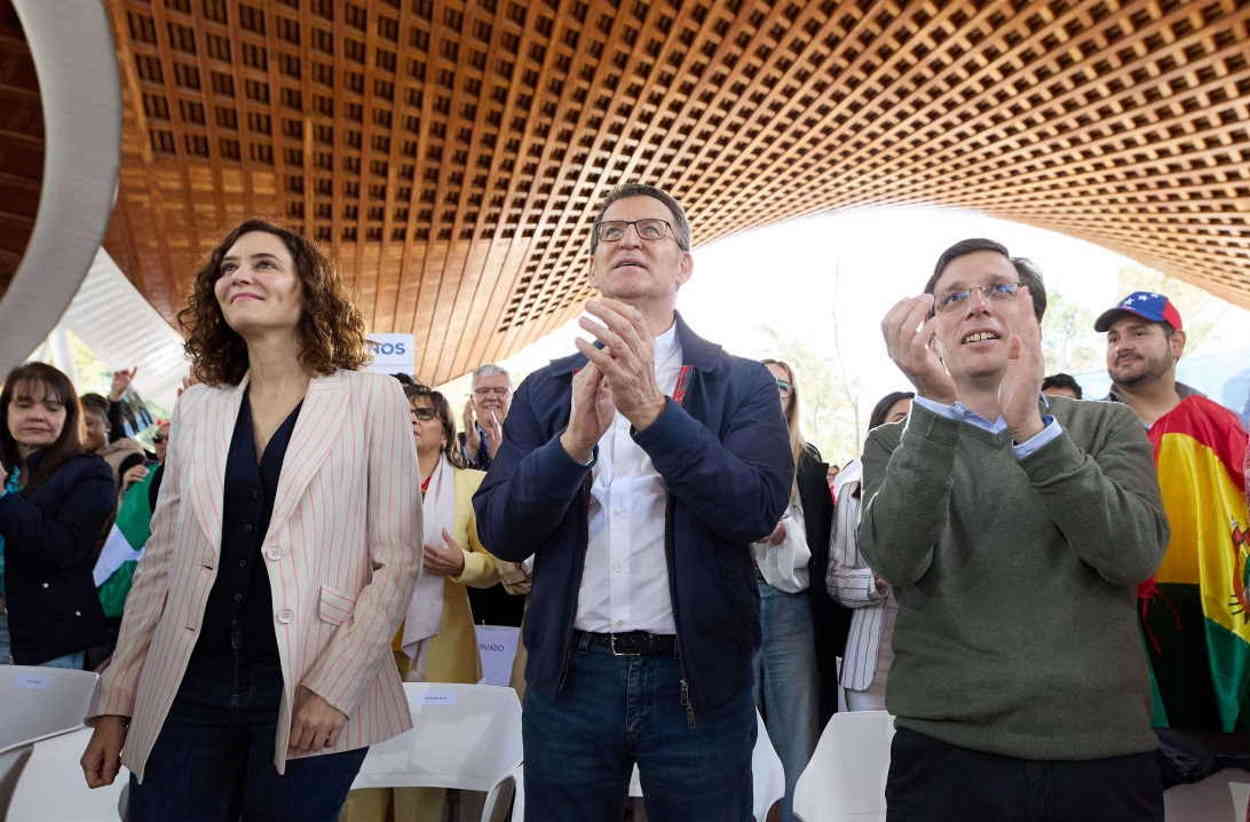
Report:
1231,781,1250,821
349,683,523,820
0,666,98,753
792,710,895,822
627,709,784,821
480,763,523,822
6,726,130,821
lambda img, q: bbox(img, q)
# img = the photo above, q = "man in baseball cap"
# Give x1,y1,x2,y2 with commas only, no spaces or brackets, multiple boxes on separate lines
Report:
1097,291,1190,424
1097,291,1250,740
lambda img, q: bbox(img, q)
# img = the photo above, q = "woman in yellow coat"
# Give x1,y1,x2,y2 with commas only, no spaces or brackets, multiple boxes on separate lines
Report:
398,382,499,683
342,383,500,822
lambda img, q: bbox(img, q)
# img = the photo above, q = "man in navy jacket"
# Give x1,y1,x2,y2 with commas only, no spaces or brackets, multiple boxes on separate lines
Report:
474,184,792,821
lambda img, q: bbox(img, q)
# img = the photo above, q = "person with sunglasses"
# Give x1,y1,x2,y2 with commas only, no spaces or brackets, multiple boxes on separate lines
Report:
343,384,500,822
474,184,792,821
865,238,1168,820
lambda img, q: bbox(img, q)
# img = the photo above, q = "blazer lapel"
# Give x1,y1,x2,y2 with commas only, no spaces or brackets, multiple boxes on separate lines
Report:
266,371,349,535
189,378,248,551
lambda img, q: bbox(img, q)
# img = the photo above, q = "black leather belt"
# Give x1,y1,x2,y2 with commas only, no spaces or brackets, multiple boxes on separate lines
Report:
574,630,677,657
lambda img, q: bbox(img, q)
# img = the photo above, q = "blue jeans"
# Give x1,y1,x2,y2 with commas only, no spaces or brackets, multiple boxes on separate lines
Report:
127,658,367,822
753,583,819,822
522,637,756,821
0,611,83,668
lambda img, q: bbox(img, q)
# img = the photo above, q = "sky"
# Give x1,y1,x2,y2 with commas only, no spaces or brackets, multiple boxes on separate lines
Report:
439,204,1250,454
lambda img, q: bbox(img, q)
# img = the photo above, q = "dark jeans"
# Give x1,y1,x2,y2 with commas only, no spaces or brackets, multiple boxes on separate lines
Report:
522,637,756,822
886,726,1164,822
128,658,367,822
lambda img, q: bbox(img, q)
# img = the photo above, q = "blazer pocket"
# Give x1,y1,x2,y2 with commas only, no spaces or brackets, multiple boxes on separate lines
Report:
318,585,357,626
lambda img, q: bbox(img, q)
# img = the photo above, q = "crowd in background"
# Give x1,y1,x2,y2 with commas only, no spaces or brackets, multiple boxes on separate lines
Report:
0,188,1246,822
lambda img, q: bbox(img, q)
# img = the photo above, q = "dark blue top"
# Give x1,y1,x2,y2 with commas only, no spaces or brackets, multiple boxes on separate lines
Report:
0,452,114,664
190,393,301,667
472,313,794,717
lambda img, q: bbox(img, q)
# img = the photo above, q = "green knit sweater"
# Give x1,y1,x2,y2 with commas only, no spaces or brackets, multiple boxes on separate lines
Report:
859,397,1168,760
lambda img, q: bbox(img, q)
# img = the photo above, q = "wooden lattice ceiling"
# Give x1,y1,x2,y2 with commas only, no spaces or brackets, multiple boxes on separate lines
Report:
97,0,1250,384
0,0,43,294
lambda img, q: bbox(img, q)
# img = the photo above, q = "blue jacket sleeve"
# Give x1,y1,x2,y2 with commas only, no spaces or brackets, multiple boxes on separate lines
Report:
472,376,591,562
0,457,115,571
633,363,793,545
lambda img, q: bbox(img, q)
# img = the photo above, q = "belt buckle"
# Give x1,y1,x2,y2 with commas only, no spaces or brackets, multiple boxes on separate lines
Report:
609,633,641,657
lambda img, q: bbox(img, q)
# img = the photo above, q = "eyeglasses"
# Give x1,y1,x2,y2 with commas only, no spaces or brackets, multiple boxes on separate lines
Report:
152,434,167,444
774,379,792,393
409,407,437,421
934,282,1025,314
473,386,509,396
594,218,680,246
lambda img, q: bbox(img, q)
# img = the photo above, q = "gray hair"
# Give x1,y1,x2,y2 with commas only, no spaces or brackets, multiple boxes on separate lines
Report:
471,363,510,386
591,183,692,253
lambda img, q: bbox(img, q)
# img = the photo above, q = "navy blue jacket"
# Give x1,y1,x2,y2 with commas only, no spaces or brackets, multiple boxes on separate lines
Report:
0,453,114,663
473,314,793,716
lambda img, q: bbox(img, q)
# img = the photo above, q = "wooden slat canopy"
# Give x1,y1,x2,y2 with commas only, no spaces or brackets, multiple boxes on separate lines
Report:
0,0,42,292
23,0,1250,383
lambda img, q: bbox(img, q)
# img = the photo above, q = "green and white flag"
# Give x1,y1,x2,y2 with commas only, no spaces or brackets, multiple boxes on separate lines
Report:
94,469,156,617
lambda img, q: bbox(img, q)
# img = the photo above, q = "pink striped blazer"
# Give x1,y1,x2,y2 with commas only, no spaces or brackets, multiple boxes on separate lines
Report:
93,370,422,780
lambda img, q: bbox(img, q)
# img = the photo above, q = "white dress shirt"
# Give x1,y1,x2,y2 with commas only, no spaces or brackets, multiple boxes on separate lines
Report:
575,321,683,634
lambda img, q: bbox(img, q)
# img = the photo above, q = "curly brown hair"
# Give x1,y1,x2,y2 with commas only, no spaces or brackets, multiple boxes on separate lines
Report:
177,219,369,386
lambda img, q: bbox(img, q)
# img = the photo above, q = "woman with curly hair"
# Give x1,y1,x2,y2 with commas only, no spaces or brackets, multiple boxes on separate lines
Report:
80,219,423,822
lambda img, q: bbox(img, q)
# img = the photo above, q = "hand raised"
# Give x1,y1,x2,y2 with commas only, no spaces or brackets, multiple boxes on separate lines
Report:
483,409,504,458
462,398,480,452
998,287,1045,440
576,298,666,430
560,361,615,464
109,367,138,402
881,295,957,404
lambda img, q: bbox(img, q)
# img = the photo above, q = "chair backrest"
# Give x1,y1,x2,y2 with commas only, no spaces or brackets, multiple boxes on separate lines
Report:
1231,781,1250,822
479,763,523,822
627,709,785,821
0,666,98,754
6,726,129,822
350,683,524,793
793,711,895,822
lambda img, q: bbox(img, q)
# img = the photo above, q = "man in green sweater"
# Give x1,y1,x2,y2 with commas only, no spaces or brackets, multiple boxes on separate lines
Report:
860,238,1169,821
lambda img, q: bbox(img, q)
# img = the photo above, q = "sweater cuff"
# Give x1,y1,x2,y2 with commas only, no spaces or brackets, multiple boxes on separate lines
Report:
1012,416,1062,460
1018,425,1083,482
902,400,962,449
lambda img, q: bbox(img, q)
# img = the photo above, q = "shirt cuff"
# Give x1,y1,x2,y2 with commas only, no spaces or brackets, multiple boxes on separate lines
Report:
912,394,962,420
1012,416,1062,459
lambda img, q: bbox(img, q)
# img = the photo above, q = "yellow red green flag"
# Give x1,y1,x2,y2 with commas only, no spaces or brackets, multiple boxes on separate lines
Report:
1148,395,1249,731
